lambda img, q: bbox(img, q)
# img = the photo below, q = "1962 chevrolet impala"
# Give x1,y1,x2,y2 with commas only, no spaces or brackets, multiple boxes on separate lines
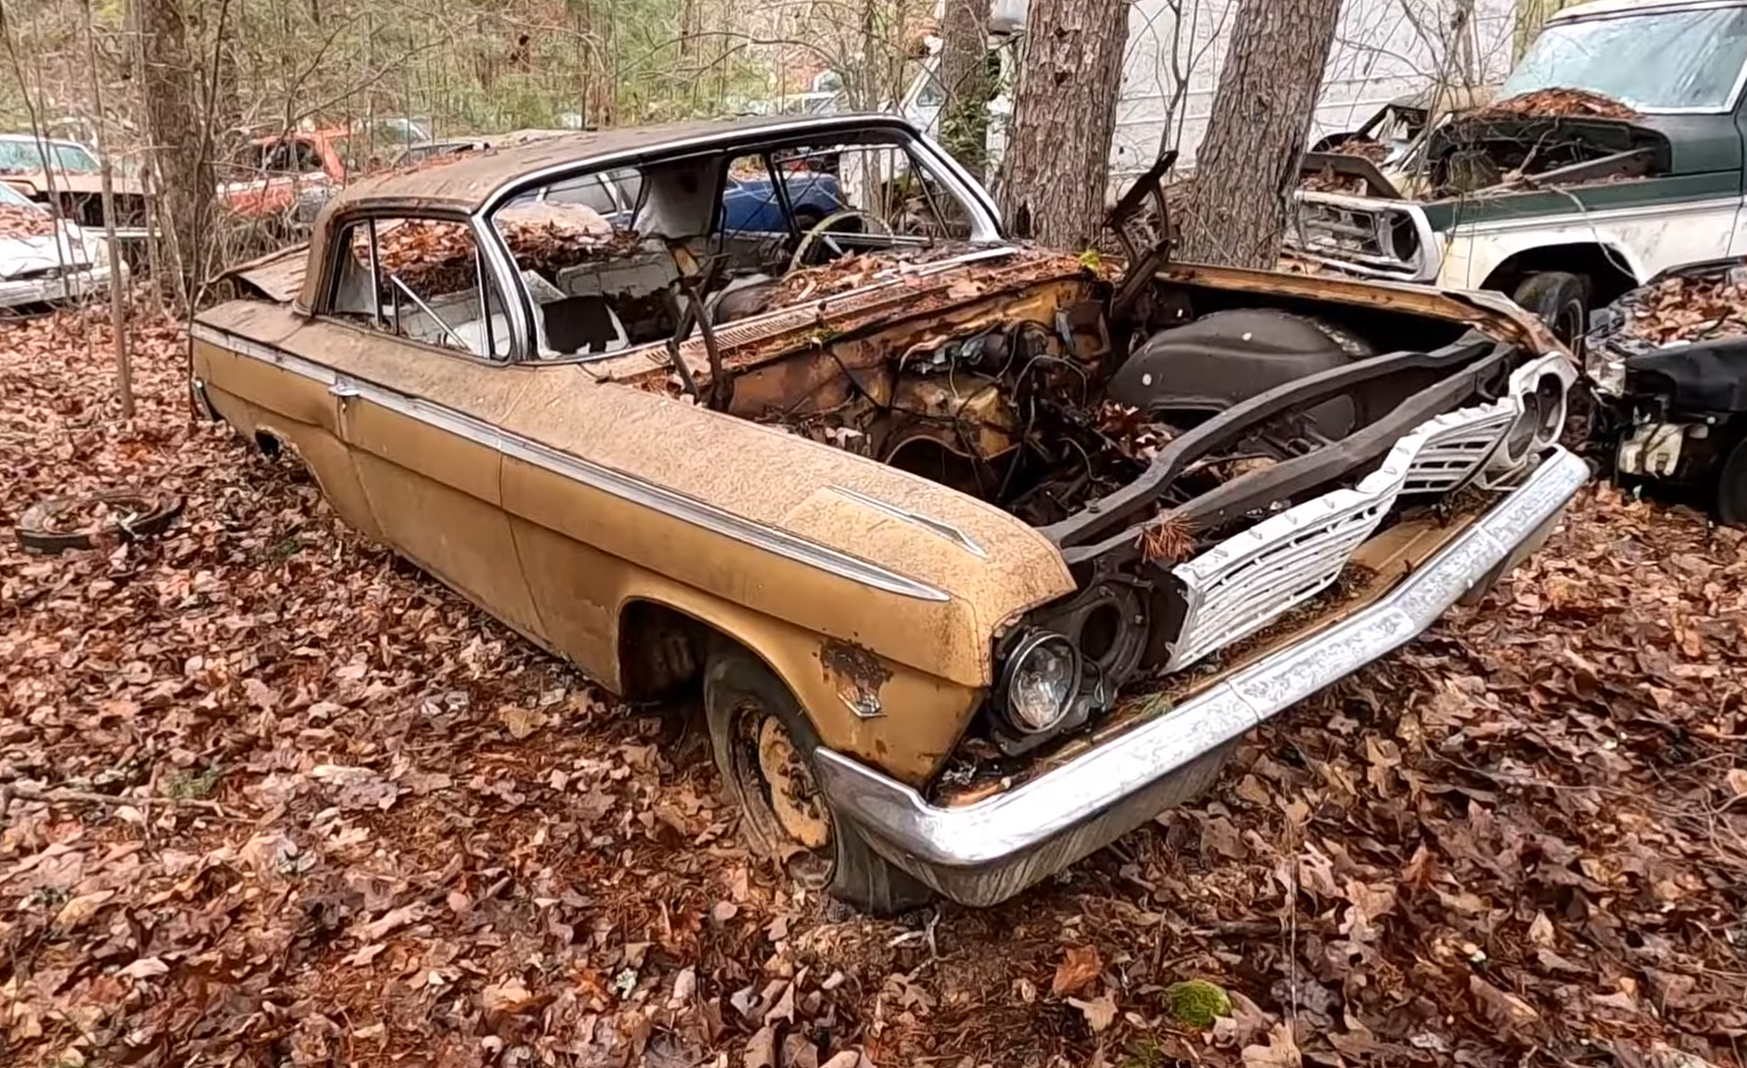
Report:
189,114,1588,911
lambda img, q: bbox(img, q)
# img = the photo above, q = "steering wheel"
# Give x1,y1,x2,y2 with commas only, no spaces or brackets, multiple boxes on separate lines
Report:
788,209,892,272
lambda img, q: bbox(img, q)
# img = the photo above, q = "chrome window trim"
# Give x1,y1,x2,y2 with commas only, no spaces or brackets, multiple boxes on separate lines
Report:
188,322,950,603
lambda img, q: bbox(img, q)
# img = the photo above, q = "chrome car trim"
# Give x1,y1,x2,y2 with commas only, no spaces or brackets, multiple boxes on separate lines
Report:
1163,353,1574,672
189,323,951,602
1286,192,1441,283
812,446,1590,906
830,485,989,559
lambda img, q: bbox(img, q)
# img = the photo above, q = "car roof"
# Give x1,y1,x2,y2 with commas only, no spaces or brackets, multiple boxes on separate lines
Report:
317,112,922,217
1548,0,1745,21
0,133,85,147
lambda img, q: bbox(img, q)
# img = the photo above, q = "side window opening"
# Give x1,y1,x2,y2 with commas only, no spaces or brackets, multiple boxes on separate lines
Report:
327,216,513,360
487,167,674,358
294,140,325,175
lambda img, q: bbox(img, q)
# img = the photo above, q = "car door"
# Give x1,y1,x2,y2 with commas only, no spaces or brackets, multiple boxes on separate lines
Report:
317,212,548,645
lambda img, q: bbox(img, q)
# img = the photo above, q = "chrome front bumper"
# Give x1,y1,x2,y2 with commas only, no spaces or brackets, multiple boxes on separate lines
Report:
813,447,1590,907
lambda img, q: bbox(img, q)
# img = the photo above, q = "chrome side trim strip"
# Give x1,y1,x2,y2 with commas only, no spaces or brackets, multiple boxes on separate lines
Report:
830,485,989,559
189,322,950,602
812,447,1591,906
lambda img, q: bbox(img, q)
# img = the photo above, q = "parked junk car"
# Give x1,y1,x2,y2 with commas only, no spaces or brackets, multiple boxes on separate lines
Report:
0,179,122,311
389,137,492,170
1290,0,1747,349
190,113,1588,911
0,133,153,245
220,129,349,233
1587,255,1747,519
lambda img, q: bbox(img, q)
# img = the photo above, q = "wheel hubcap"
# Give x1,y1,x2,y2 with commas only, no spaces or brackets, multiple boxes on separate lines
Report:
730,702,834,886
756,717,831,850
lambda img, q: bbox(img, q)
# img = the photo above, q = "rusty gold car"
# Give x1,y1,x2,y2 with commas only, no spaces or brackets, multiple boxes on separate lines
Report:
189,114,1588,912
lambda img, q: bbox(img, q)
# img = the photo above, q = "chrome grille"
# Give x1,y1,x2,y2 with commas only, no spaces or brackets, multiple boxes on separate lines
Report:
1161,383,1551,672
1399,406,1515,494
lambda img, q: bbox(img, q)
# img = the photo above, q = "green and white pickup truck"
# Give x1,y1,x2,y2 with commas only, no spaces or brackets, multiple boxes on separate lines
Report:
1289,0,1747,348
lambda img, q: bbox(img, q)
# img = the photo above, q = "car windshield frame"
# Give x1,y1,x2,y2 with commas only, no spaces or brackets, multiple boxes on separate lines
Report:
472,119,1006,365
1498,3,1747,114
0,138,101,175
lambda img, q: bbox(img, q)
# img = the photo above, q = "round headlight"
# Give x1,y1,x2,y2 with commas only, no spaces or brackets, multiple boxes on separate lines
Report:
999,631,1080,735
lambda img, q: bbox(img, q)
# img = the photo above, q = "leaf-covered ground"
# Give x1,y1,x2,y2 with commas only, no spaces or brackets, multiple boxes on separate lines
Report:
2,308,1744,1068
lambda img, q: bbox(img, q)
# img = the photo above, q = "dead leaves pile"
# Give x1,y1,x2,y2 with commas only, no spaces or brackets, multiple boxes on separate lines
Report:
0,203,59,240
1472,88,1642,122
1613,264,1747,347
2,305,1744,1068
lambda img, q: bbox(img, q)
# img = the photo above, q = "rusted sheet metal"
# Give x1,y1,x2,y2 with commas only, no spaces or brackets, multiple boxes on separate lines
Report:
1158,261,1563,353
604,258,1095,391
221,242,311,304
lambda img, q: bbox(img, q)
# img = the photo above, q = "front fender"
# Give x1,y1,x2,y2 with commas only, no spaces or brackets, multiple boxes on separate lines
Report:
613,576,983,788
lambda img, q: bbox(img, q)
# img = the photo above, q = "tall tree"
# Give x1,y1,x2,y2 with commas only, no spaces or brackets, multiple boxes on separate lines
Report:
134,0,216,306
996,0,1126,248
936,0,991,178
1173,0,1342,268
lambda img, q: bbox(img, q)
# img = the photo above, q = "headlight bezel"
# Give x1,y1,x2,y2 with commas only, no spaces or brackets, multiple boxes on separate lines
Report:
994,629,1081,738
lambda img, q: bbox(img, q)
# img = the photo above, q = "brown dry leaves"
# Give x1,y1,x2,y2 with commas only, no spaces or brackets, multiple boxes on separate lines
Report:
2,304,1745,1068
1475,87,1642,121
0,202,58,239
1614,264,1747,347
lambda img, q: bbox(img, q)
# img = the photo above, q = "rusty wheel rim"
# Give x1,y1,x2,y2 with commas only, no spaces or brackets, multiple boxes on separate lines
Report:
730,700,833,887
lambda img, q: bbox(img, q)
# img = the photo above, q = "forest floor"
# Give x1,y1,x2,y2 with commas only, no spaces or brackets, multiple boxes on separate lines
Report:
2,306,1744,1068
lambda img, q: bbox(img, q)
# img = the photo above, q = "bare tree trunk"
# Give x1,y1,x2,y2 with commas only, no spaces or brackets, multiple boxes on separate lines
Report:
997,0,1126,248
1173,0,1341,268
937,0,990,178
134,0,216,308
82,0,135,420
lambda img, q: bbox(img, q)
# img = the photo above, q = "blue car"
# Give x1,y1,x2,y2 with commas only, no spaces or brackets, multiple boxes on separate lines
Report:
720,168,847,233
516,163,847,235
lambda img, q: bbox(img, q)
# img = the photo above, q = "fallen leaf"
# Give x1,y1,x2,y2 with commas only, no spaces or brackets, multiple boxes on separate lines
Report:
1242,1023,1303,1068
1068,993,1117,1033
1052,945,1102,996
117,957,168,980
744,1025,777,1068
1470,975,1540,1028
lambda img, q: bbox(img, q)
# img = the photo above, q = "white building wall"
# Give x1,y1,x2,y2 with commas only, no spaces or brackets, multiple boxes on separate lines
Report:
1109,0,1521,180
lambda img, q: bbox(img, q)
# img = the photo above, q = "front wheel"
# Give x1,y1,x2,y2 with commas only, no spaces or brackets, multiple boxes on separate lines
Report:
703,647,934,914
1714,434,1747,527
1511,271,1588,357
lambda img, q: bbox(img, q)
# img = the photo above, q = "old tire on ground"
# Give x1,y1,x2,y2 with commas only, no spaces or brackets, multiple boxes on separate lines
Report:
1713,435,1747,527
15,491,185,554
1511,271,1588,354
703,647,934,915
